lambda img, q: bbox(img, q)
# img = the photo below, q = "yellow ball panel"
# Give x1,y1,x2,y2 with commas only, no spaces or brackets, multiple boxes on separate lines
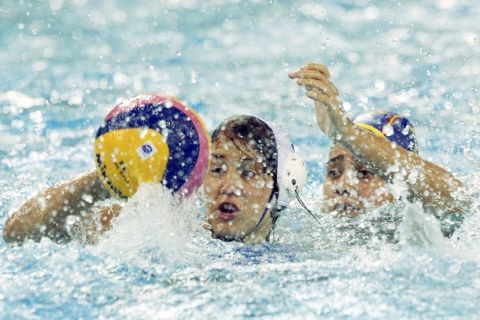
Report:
94,128,169,198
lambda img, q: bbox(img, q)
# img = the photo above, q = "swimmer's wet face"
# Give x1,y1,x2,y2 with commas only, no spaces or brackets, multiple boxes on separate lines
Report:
204,135,274,240
323,145,396,216
203,116,278,242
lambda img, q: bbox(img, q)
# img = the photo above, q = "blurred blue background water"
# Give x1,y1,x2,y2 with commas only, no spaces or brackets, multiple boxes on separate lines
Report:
1,0,479,319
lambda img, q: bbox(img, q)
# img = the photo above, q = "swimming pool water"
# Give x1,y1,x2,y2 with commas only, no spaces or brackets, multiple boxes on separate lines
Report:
1,0,479,318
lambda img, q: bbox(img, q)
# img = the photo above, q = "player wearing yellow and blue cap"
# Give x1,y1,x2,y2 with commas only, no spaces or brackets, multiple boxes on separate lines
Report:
353,112,418,154
318,111,420,216
290,63,466,218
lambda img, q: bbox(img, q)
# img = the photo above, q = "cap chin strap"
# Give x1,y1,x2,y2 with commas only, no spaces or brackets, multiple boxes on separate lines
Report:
295,190,323,226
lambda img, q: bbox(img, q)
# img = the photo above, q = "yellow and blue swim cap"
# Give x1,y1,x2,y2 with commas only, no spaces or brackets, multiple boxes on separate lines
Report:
94,94,210,199
354,112,418,154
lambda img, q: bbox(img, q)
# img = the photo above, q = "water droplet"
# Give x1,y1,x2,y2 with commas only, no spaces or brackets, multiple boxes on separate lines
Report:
382,125,394,137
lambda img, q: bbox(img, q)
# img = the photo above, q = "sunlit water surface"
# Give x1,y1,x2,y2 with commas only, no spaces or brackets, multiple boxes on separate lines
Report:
1,0,480,318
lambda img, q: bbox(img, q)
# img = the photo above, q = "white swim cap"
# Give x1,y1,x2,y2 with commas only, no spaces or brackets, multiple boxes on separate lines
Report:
260,119,308,208
211,115,307,209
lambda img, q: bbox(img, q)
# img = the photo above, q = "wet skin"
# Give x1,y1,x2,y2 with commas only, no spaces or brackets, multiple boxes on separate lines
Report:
323,145,396,216
203,134,274,241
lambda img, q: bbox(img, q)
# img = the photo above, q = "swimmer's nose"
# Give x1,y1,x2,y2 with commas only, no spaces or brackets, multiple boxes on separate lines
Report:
334,170,357,196
218,168,243,196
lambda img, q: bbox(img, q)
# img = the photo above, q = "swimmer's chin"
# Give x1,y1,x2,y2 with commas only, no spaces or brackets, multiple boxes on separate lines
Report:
204,218,233,237
208,228,243,242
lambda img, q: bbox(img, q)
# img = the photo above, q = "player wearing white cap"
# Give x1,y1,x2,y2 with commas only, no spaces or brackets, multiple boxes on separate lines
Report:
4,115,307,245
204,115,307,243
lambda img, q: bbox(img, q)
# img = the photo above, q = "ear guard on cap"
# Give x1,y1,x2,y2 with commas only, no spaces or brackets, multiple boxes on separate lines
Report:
278,152,307,202
245,116,307,208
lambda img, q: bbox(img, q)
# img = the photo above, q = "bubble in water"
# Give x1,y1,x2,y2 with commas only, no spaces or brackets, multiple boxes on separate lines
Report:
299,3,326,20
113,73,130,88
29,111,43,124
190,71,197,84
81,194,93,204
31,61,47,72
67,92,83,106
374,80,386,92
435,0,458,10
49,0,64,11
364,7,379,20
463,32,478,46
343,101,352,111
382,124,394,137
11,119,24,129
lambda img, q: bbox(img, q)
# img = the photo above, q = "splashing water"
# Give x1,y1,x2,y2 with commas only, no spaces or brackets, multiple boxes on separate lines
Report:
91,184,206,266
1,0,480,318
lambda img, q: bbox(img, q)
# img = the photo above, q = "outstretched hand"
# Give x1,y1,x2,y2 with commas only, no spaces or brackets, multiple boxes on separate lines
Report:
289,64,466,215
288,63,341,107
288,63,348,138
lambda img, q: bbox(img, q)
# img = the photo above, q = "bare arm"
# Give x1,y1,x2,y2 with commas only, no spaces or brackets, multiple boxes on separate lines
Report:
331,119,464,213
67,202,122,245
289,63,466,214
3,170,113,244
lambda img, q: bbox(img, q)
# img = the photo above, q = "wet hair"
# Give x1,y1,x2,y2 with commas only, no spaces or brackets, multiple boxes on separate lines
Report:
211,115,278,179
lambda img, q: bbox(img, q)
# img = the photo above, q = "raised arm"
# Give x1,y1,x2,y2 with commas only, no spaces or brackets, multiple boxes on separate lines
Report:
3,170,114,244
289,63,466,214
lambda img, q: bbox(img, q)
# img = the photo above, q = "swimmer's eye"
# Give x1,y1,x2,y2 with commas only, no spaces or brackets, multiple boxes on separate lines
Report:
327,168,341,179
240,169,256,179
210,165,227,176
357,169,373,180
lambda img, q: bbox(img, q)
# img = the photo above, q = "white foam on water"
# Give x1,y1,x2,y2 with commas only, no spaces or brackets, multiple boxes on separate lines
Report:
289,186,480,263
445,173,480,260
91,184,207,266
0,90,47,112
397,202,448,248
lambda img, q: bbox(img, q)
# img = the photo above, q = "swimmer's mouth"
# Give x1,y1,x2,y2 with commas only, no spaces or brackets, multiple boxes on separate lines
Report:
333,203,363,216
217,202,240,221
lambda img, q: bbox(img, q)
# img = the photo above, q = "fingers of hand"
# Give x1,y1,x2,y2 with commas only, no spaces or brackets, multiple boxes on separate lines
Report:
296,78,338,96
288,63,330,79
289,69,328,81
288,70,303,79
303,63,330,77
